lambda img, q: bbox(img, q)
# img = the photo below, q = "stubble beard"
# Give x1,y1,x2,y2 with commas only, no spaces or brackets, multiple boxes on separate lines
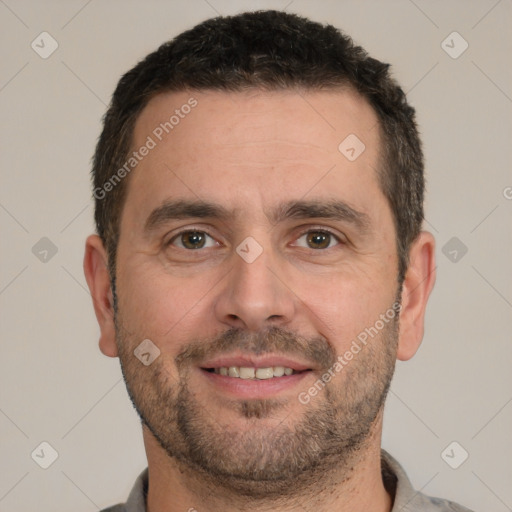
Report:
114,294,399,499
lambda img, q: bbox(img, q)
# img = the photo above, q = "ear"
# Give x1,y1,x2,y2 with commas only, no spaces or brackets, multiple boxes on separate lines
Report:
83,234,118,357
396,231,436,361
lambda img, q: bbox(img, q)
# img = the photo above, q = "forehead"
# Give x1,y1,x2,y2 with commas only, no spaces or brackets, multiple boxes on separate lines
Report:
135,87,380,153
122,88,386,230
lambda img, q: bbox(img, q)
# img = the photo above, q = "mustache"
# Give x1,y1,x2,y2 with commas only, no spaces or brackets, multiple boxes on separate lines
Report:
175,325,336,370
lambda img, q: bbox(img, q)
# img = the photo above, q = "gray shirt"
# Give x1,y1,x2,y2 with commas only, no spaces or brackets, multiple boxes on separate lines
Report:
100,450,474,511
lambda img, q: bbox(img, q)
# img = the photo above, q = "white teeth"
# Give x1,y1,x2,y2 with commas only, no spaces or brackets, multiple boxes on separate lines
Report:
228,366,240,377
213,366,297,379
255,367,274,379
239,367,256,379
273,366,285,377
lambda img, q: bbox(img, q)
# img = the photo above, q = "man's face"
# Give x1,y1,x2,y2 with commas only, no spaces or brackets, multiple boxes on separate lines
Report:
113,89,400,494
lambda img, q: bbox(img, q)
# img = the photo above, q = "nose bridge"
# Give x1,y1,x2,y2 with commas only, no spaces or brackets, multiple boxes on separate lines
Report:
214,235,295,331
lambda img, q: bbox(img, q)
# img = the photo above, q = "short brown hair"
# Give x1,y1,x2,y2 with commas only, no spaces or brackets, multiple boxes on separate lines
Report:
92,10,424,283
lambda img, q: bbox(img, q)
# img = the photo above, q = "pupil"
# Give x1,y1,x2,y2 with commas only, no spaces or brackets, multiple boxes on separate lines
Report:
184,231,205,249
308,232,329,249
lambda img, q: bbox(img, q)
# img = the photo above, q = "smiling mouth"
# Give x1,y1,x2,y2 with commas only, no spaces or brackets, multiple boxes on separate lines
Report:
203,366,310,379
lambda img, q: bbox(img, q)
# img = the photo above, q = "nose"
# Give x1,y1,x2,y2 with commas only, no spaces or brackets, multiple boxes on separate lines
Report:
213,242,296,332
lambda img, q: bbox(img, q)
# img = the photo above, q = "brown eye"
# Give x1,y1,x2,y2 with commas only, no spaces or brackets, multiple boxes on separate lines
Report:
294,230,341,250
305,231,332,249
182,231,205,249
170,231,216,250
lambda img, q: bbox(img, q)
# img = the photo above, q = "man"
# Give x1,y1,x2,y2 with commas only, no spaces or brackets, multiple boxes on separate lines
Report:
83,10,473,512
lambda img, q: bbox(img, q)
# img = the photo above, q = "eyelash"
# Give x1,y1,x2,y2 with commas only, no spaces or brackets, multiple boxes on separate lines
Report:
166,227,345,250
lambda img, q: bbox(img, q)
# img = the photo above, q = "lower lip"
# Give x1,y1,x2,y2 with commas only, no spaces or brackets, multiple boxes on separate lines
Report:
200,368,311,399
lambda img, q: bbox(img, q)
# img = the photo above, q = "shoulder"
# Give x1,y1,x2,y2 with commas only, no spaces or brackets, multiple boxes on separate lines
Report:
406,494,475,512
381,450,475,512
407,493,475,511
99,467,149,512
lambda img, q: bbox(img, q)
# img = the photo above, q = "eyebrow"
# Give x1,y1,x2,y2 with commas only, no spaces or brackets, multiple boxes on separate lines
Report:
271,199,371,231
143,198,371,234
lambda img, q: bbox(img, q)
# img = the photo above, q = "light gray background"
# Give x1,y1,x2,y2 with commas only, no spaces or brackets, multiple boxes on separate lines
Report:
1,1,511,511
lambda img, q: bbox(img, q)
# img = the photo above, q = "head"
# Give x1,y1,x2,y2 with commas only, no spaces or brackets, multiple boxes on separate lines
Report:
93,10,424,286
84,10,435,498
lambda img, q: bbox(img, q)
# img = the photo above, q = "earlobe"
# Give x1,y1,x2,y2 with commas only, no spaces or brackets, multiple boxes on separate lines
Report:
83,234,119,358
396,231,436,361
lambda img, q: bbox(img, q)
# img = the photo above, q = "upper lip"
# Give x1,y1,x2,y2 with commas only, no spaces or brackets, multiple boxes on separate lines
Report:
200,354,314,372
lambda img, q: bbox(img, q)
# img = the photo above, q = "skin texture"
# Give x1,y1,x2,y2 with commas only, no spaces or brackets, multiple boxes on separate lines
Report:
84,89,436,512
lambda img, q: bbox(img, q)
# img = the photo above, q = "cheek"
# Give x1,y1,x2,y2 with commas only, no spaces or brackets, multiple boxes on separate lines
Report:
297,265,396,351
117,260,221,342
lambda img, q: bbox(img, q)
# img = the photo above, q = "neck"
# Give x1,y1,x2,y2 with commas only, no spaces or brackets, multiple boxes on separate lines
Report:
142,419,392,512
